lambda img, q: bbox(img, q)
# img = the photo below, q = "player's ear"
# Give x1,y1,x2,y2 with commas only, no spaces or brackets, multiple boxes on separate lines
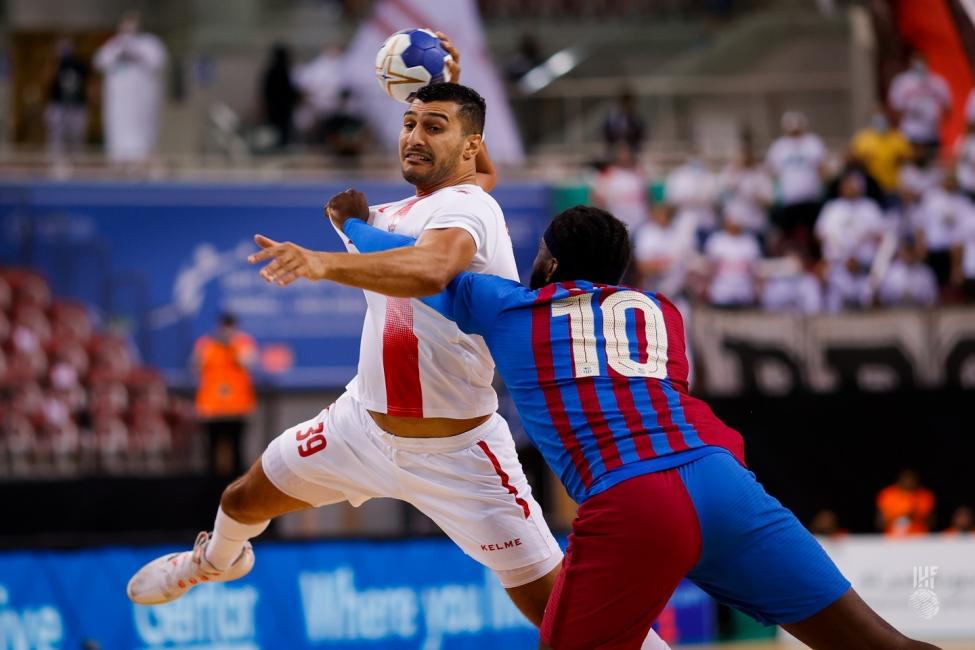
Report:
463,133,482,160
545,258,559,283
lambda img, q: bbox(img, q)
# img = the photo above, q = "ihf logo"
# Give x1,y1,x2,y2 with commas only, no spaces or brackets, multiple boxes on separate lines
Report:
909,566,940,620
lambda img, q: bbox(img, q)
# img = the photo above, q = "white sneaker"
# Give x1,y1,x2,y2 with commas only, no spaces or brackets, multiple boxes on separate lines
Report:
127,531,255,605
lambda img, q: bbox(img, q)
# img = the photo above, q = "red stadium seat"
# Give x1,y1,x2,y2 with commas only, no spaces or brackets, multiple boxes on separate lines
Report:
49,300,94,344
4,269,51,309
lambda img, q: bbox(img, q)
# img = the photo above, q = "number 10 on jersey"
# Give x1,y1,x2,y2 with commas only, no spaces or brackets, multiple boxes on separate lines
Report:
551,290,669,379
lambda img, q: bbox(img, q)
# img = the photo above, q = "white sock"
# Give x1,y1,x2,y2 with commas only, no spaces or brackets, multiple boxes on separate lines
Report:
204,506,269,570
641,629,671,650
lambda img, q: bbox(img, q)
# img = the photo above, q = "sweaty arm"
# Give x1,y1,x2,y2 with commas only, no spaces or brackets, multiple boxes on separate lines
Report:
250,224,475,298
343,219,516,335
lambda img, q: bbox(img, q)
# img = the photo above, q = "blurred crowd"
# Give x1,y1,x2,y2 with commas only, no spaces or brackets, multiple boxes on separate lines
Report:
809,469,974,539
35,10,370,166
0,269,199,478
594,53,975,314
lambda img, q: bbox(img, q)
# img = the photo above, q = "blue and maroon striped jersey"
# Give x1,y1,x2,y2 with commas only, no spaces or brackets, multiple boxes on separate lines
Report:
344,219,746,503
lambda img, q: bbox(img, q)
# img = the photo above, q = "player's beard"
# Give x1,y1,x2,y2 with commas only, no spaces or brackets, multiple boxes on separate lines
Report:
401,141,464,189
529,264,551,290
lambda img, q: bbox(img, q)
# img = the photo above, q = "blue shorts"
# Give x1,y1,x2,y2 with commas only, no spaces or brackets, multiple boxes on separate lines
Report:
541,449,850,649
682,450,850,625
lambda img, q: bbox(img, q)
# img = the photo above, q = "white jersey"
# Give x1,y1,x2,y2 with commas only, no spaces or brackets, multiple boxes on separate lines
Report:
340,184,518,418
887,69,952,143
766,133,826,205
704,230,761,306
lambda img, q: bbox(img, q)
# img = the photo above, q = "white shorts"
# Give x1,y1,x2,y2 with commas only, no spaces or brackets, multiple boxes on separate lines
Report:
262,392,563,588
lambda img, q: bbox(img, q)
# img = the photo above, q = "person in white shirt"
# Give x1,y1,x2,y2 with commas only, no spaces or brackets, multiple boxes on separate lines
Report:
957,91,975,201
634,202,698,299
887,52,952,150
760,248,824,315
665,151,719,236
954,198,975,301
815,171,886,311
93,12,167,163
703,211,762,308
292,44,344,136
591,145,650,233
913,173,975,290
766,111,828,255
877,244,938,308
718,140,774,237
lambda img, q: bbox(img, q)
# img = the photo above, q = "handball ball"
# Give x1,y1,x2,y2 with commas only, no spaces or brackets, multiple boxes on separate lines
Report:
375,28,453,103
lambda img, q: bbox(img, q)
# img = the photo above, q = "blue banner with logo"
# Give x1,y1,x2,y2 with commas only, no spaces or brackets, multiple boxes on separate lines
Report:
0,181,552,389
0,538,716,649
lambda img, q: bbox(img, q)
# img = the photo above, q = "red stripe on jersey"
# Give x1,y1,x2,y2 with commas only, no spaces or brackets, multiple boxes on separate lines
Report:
574,377,624,471
476,440,531,519
606,303,657,460
382,298,423,417
635,307,690,454
656,294,691,392
532,284,594,488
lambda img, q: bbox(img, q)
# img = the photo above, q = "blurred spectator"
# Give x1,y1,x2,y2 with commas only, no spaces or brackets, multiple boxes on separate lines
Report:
943,506,974,536
717,137,774,238
767,111,828,254
666,150,718,236
504,31,544,82
952,197,975,302
321,89,369,158
912,173,975,294
809,509,848,539
591,145,649,233
887,52,951,151
603,89,645,155
876,243,938,308
876,469,935,537
760,250,824,315
849,108,912,196
293,44,344,138
815,170,886,312
957,94,975,201
633,202,697,299
702,212,761,308
94,11,167,164
193,312,256,477
261,43,300,149
44,39,90,156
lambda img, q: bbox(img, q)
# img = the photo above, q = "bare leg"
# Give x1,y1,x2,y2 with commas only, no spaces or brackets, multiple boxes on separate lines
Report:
506,564,561,626
219,457,319,523
784,588,941,650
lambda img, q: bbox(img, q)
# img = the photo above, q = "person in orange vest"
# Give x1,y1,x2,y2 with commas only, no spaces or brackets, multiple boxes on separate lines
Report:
193,313,257,476
876,469,936,537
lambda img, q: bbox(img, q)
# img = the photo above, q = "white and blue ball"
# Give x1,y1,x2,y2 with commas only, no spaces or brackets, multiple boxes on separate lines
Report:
375,28,453,103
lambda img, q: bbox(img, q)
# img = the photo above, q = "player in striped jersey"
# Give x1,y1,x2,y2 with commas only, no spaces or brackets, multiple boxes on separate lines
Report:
311,206,941,650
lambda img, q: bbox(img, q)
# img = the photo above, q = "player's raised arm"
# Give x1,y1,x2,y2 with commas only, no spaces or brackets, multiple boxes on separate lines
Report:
436,30,497,192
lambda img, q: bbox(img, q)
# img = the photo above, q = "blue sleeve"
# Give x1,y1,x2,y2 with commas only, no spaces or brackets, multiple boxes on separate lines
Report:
343,218,522,336
421,273,523,337
343,218,415,252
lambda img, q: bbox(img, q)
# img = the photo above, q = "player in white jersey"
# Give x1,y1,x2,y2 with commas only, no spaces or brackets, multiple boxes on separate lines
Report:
128,78,563,614
126,60,672,645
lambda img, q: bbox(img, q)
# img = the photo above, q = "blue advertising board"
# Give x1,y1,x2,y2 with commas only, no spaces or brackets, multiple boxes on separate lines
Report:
0,181,552,389
0,538,716,649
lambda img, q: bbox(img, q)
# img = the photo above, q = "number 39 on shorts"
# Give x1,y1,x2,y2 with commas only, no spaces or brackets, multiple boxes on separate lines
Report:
552,290,669,379
295,421,327,457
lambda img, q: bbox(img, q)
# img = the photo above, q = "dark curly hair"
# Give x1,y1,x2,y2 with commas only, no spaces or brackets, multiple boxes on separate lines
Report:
543,205,631,285
413,83,486,135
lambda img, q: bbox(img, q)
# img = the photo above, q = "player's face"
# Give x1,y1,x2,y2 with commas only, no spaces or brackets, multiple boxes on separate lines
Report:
400,100,467,188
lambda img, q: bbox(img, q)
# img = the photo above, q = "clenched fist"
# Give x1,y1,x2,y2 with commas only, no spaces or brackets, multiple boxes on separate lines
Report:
325,188,369,233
